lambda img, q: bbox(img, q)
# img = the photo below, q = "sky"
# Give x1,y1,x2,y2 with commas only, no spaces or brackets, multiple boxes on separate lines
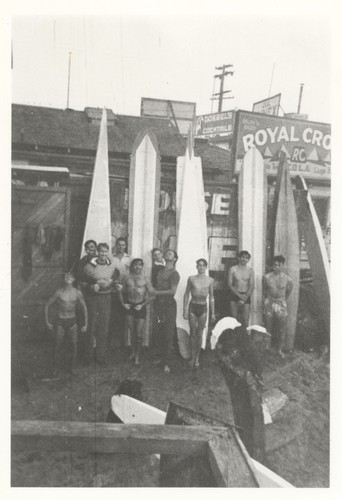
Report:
11,11,332,123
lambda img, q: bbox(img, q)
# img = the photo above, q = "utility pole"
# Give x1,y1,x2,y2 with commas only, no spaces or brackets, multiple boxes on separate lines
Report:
211,64,234,112
66,51,72,109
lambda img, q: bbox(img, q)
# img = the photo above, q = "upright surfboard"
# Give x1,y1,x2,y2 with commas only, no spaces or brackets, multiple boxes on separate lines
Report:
271,156,300,351
128,129,161,345
81,109,111,256
175,126,209,352
238,147,267,325
295,175,330,335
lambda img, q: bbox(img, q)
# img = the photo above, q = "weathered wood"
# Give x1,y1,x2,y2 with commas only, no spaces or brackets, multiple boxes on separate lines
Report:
11,421,226,456
208,431,259,487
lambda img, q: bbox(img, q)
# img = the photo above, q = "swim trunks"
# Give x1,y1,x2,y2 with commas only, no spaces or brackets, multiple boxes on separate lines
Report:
264,297,287,318
189,302,207,318
125,302,147,320
230,292,251,305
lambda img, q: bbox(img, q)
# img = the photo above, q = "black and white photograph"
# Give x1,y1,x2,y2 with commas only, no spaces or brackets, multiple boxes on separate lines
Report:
3,0,339,492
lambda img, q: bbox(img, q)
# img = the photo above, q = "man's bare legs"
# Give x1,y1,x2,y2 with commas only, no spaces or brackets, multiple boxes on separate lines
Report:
189,312,206,368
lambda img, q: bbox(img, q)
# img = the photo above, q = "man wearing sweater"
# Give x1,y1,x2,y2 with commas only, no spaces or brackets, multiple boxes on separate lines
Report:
84,242,120,366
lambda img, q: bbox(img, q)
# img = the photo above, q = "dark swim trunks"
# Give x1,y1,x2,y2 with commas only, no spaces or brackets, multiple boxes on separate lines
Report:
57,317,77,330
230,292,251,305
189,302,207,318
126,302,147,320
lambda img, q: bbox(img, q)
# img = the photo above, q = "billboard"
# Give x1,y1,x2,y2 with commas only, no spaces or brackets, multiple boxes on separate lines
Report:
252,94,281,116
195,111,235,138
234,111,331,180
141,97,196,135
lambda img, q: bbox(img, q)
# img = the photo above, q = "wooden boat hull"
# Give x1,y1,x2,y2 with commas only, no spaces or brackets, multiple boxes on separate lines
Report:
111,394,293,487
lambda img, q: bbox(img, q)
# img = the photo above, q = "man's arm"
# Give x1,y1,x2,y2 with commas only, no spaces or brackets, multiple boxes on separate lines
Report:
246,268,255,299
209,278,215,322
183,277,192,320
285,276,294,300
228,267,245,300
155,272,180,298
77,290,88,332
136,278,156,309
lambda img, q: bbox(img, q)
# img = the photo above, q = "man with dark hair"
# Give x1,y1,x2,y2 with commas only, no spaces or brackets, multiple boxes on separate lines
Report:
110,237,132,349
183,259,215,369
228,250,254,328
118,259,155,365
153,250,180,373
45,273,88,377
84,243,120,366
76,239,97,364
263,255,293,358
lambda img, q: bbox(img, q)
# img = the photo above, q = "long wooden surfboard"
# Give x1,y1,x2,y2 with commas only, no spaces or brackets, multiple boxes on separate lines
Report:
238,146,267,325
271,156,300,351
128,129,161,346
175,131,209,354
81,109,111,256
112,395,293,487
295,175,330,335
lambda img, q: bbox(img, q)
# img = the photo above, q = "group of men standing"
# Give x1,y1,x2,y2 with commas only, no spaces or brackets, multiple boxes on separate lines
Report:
45,237,293,378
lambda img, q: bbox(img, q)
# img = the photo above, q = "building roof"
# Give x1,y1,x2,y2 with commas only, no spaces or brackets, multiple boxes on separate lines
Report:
12,103,231,171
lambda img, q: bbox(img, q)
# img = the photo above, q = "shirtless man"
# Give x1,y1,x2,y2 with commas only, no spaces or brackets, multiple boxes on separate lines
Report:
45,273,88,376
263,255,293,358
118,258,155,365
183,259,215,368
228,251,254,328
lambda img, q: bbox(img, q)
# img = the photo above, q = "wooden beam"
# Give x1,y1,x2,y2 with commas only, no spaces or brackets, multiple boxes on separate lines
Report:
11,421,227,456
208,430,260,488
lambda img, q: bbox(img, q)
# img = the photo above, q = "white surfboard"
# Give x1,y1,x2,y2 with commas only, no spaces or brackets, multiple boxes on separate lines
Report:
295,175,330,335
238,147,267,325
175,127,209,352
81,109,111,256
272,158,300,351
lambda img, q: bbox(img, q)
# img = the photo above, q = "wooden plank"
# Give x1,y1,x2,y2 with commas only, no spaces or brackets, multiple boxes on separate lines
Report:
208,431,259,487
11,421,226,456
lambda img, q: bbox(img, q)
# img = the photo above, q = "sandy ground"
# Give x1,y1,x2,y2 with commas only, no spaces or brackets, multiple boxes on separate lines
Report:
11,326,329,488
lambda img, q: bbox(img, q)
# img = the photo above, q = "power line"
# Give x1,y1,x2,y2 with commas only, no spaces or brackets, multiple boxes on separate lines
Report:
211,64,234,112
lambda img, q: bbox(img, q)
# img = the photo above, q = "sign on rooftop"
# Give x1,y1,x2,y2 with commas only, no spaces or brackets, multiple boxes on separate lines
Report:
252,94,281,116
195,111,235,138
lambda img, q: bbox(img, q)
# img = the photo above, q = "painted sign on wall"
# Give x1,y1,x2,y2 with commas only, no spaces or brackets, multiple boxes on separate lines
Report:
234,111,331,180
195,111,235,138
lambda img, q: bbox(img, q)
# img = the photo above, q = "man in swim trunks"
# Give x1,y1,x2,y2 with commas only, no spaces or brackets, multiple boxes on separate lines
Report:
45,273,88,377
118,258,155,365
228,250,254,328
183,259,215,369
153,250,180,373
263,255,293,358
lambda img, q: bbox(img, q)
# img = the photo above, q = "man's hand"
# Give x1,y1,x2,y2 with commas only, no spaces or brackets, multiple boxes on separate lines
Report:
46,323,53,331
211,314,216,323
123,304,131,310
93,284,100,292
115,283,123,292
134,304,142,311
80,325,87,333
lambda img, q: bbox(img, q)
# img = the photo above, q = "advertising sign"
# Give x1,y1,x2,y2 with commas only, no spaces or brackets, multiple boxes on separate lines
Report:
195,111,235,138
234,111,331,180
252,94,281,116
